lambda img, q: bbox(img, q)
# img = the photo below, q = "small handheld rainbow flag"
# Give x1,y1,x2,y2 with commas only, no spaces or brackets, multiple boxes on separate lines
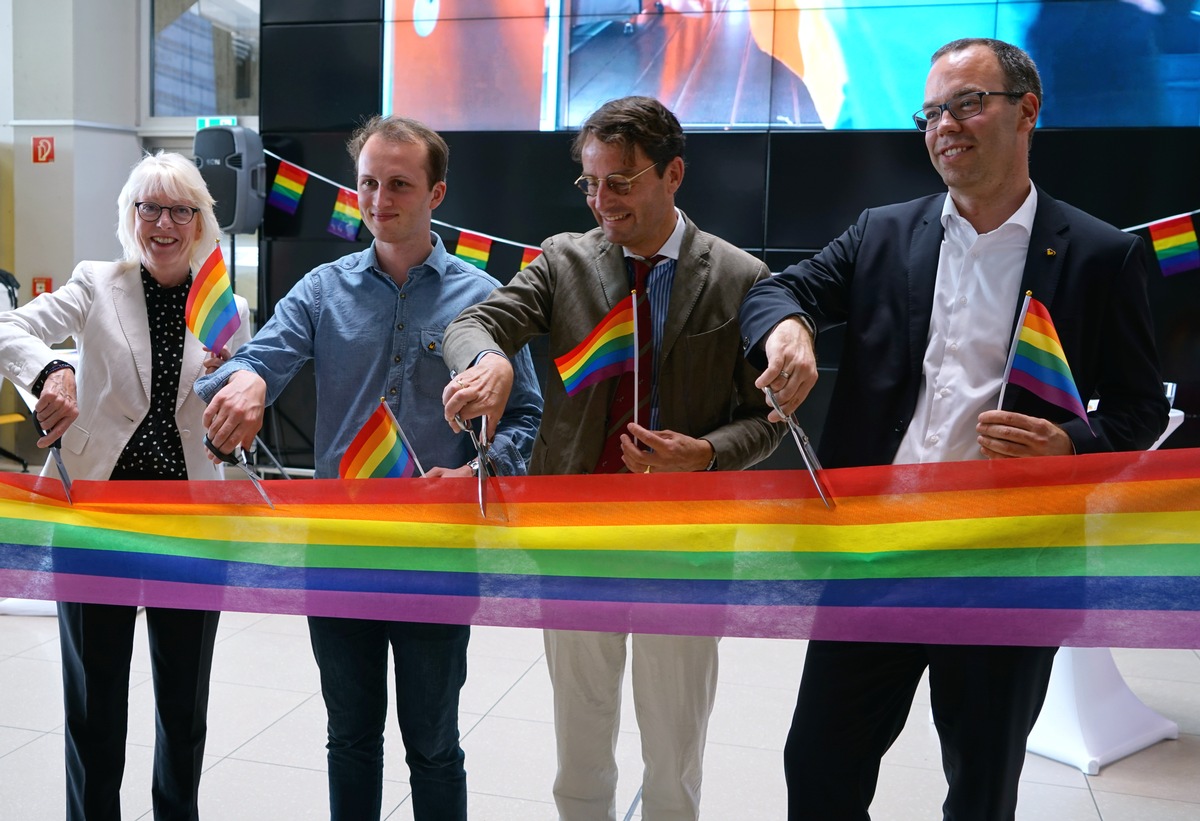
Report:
339,399,424,479
327,188,362,241
185,245,241,353
1148,214,1199,277
267,161,308,214
1000,294,1092,432
554,295,636,396
455,231,492,269
520,246,541,270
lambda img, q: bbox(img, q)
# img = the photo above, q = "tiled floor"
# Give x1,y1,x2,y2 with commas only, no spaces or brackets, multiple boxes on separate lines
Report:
2,605,1199,820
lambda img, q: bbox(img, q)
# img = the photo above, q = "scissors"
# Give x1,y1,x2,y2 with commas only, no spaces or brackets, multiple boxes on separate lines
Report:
765,387,833,509
204,435,275,509
455,413,496,517
31,415,73,505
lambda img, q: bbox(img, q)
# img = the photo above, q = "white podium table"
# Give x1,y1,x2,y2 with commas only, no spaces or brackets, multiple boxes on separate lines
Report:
1025,407,1186,774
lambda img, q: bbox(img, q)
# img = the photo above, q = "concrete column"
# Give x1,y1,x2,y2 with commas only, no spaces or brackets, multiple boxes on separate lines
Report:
3,0,142,457
11,0,142,296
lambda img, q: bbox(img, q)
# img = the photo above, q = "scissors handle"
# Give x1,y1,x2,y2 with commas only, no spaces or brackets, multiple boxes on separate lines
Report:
204,435,242,466
30,413,63,449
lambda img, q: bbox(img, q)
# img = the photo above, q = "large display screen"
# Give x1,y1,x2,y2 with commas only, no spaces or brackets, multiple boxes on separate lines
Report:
383,0,1200,131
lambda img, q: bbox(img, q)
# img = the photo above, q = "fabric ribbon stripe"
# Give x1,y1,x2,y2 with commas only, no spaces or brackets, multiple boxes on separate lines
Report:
2,449,1197,648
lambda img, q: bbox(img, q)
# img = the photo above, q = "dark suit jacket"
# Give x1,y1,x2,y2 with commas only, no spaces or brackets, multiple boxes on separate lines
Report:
445,212,782,475
740,188,1169,468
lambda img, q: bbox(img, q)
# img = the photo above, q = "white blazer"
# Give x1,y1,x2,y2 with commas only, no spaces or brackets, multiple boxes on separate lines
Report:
0,259,252,481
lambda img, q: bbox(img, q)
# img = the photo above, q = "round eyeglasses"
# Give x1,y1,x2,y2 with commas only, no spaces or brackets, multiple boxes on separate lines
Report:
135,201,200,225
912,91,1024,132
573,162,659,197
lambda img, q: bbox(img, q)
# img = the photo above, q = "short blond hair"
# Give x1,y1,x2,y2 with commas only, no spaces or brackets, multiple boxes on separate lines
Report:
116,151,220,271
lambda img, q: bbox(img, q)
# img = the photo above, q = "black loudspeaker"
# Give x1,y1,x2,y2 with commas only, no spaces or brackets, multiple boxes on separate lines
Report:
193,126,266,235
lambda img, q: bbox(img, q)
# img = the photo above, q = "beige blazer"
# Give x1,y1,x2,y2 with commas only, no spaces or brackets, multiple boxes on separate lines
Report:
444,213,782,475
0,259,252,481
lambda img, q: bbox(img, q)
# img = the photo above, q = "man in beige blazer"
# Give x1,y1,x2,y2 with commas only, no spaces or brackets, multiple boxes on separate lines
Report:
442,96,781,821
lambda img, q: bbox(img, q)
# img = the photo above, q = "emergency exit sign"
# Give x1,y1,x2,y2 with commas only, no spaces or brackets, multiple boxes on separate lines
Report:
196,116,237,129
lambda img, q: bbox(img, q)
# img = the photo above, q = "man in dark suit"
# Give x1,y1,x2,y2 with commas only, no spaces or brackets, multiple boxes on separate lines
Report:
739,38,1169,820
442,96,781,820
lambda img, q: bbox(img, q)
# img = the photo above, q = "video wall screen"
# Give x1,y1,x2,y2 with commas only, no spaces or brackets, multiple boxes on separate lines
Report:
384,0,1200,131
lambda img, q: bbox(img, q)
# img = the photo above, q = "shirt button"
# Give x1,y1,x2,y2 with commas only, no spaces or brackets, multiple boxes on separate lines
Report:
949,342,958,352
940,388,951,397
400,293,407,300
397,323,404,330
959,296,967,306
394,355,402,363
390,387,397,395
928,434,939,445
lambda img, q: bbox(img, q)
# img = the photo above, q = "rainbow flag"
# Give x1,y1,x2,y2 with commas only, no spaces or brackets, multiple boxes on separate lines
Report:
267,161,308,214
554,295,635,396
1002,295,1091,431
185,245,241,353
1148,214,1199,277
520,246,541,270
1,449,1198,647
327,188,362,241
455,231,492,269
339,399,422,479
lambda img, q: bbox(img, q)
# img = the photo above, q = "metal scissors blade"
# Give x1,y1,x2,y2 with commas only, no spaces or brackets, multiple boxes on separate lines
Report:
454,413,493,518
205,436,275,509
765,387,833,509
31,415,72,504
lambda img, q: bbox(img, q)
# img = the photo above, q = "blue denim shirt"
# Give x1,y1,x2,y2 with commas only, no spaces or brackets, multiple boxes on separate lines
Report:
196,234,542,479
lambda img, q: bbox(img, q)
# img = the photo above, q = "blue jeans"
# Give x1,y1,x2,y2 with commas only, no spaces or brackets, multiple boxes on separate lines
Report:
308,617,469,821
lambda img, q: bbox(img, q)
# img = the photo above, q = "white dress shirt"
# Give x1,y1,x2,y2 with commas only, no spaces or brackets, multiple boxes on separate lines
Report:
893,186,1037,465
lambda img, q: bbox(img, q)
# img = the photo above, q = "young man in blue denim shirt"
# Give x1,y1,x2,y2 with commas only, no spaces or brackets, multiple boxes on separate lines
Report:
196,115,542,821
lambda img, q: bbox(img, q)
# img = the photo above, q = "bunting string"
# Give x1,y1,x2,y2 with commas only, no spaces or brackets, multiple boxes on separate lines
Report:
2,449,1199,649
262,150,542,267
261,150,1195,277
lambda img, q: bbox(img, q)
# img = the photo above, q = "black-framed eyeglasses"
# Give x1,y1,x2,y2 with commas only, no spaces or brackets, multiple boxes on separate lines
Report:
135,201,200,225
573,162,659,197
912,91,1024,132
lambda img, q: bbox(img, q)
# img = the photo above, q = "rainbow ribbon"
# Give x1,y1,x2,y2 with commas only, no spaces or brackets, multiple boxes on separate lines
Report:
2,449,1197,648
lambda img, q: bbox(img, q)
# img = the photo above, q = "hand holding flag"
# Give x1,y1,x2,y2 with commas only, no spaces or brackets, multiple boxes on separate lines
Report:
186,244,241,356
999,294,1093,434
339,398,424,479
554,295,636,396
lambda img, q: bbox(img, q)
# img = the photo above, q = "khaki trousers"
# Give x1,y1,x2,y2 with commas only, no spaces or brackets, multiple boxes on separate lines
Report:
544,629,720,821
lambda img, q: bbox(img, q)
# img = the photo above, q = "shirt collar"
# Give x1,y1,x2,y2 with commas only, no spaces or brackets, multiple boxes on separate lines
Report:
624,207,685,262
366,231,449,282
940,184,1038,238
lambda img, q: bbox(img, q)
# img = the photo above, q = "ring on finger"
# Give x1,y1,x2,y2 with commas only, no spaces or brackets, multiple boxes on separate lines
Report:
781,371,791,380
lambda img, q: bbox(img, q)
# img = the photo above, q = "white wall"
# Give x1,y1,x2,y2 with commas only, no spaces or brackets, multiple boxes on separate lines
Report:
11,0,143,293
1,0,14,275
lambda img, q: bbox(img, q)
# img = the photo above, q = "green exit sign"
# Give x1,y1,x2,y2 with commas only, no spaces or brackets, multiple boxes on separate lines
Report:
196,116,238,130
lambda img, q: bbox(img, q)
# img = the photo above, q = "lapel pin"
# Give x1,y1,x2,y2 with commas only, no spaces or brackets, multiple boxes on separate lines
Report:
1045,248,1056,257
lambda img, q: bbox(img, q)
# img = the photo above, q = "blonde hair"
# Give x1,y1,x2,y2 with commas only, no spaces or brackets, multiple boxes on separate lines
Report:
116,151,220,270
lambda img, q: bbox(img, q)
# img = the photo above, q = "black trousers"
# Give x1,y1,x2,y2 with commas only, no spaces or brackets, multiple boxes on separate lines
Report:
784,640,1057,821
58,602,220,821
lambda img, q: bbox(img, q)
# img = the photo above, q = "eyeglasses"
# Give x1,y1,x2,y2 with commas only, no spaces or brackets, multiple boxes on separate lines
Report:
135,201,200,225
573,162,659,197
912,91,1024,132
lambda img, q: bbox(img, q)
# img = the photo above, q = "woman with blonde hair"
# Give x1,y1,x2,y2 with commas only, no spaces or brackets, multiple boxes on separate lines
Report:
0,151,251,820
